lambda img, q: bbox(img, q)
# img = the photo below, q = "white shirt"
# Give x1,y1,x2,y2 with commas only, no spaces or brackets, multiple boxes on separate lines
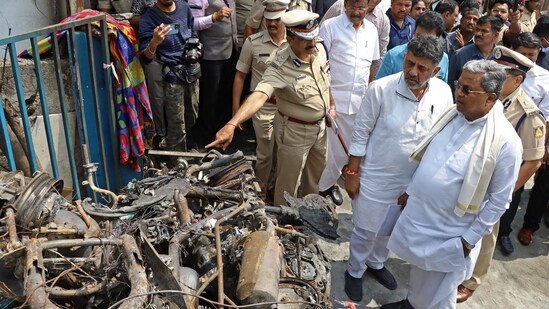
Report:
388,111,522,272
320,15,380,115
348,73,453,232
320,1,390,58
522,64,549,120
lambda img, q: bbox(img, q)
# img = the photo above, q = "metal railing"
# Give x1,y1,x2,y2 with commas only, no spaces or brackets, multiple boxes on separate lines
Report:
0,14,118,200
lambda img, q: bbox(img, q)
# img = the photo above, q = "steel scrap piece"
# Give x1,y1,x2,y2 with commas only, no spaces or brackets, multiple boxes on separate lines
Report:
0,151,337,309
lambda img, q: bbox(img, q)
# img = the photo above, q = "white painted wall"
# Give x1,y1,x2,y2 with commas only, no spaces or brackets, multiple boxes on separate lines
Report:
0,0,59,52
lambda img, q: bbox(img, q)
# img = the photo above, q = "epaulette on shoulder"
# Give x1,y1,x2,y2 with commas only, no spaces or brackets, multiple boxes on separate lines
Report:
248,32,263,41
270,47,290,69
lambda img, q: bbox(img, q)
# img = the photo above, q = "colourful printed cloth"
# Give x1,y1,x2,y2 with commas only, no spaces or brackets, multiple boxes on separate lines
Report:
19,10,154,171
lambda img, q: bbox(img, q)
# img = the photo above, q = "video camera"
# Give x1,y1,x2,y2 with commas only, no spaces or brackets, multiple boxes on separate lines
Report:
185,37,202,64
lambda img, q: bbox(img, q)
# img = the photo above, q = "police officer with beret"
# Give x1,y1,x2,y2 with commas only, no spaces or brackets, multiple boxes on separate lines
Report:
207,10,334,206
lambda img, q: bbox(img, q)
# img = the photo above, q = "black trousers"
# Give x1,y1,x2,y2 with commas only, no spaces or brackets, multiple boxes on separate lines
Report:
196,51,237,140
523,168,549,232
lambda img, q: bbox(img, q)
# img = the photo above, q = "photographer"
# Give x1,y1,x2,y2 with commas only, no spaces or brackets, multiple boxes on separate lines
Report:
139,0,201,152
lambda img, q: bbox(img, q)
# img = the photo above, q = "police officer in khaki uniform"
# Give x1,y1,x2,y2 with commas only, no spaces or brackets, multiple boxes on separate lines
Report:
457,46,546,303
207,10,334,206
243,0,312,40
233,0,289,194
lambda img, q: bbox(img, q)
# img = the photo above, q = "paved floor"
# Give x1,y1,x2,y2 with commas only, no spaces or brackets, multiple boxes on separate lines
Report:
319,179,549,309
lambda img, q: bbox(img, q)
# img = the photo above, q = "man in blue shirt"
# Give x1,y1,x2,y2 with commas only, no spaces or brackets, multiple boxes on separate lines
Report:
448,15,503,92
376,11,449,82
139,0,200,152
386,0,415,50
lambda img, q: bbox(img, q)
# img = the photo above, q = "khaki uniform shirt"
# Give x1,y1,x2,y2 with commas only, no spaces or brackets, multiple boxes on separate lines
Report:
519,9,537,33
236,31,287,90
503,87,546,161
255,43,330,122
245,0,312,31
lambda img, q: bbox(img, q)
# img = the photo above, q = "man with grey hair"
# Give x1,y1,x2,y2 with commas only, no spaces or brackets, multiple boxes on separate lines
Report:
343,35,453,301
381,60,523,309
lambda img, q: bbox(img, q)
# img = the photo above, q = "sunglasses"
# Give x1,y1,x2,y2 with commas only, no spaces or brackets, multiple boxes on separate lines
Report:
454,81,487,95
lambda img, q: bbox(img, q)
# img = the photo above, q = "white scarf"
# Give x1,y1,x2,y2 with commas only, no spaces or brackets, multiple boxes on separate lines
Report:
410,102,505,217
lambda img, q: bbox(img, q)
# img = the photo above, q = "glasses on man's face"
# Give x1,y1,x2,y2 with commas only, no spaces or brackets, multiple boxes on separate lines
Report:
454,81,487,96
346,6,368,13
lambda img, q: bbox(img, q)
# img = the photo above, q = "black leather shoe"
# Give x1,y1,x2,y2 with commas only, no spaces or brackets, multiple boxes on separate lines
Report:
380,299,414,309
320,185,344,206
544,211,549,228
330,185,344,205
367,266,397,290
344,270,363,302
498,235,514,255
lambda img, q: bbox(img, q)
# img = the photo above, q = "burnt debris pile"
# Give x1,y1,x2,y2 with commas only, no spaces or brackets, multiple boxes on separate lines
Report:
0,150,337,309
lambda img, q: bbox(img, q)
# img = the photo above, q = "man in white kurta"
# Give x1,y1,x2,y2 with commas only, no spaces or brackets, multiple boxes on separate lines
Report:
342,35,453,302
384,60,523,309
318,0,380,204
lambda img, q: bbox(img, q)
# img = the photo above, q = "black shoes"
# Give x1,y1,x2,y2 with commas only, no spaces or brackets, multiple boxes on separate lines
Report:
380,299,415,309
367,266,397,290
498,235,514,255
320,185,344,206
344,270,363,302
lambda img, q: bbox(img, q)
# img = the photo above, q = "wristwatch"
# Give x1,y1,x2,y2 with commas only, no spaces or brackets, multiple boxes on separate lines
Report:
461,237,475,250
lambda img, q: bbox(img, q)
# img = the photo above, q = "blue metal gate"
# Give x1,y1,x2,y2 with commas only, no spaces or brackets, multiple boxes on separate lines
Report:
0,14,139,201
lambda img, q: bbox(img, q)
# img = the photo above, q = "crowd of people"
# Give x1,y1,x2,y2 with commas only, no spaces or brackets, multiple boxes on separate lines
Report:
98,0,549,307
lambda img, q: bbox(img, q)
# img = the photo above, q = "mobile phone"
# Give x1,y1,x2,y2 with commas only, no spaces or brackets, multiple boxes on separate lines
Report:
512,0,518,11
167,23,180,35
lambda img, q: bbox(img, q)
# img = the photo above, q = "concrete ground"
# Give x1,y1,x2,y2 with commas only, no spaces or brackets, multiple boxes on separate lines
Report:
319,178,549,308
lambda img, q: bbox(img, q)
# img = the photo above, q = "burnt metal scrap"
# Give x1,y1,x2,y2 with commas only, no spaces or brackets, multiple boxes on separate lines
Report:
0,150,337,308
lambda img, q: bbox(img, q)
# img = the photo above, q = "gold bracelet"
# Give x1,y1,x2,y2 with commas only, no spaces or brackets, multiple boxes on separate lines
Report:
147,45,156,55
212,12,217,22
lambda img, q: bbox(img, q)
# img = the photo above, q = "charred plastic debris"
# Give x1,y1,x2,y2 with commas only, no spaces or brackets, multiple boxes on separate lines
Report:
0,150,339,308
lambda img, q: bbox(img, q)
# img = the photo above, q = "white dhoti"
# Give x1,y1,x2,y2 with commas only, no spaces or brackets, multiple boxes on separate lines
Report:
318,112,355,192
408,264,467,309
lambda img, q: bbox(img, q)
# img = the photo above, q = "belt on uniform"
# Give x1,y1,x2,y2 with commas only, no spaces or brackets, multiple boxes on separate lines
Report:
278,110,322,125
266,97,277,104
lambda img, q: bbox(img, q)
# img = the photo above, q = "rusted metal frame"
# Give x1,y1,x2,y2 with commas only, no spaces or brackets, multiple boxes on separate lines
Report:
118,234,149,309
30,35,60,179
46,279,108,297
169,206,237,280
82,143,123,208
24,239,60,309
214,201,249,309
41,238,122,250
174,189,191,225
5,208,21,248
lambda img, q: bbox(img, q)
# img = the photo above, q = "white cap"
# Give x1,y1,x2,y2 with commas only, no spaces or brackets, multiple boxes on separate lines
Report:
263,0,290,20
281,10,320,40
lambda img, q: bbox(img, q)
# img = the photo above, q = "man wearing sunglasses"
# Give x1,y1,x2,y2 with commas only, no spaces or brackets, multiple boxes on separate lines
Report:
232,0,289,200
455,46,546,303
207,10,332,207
382,59,522,309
